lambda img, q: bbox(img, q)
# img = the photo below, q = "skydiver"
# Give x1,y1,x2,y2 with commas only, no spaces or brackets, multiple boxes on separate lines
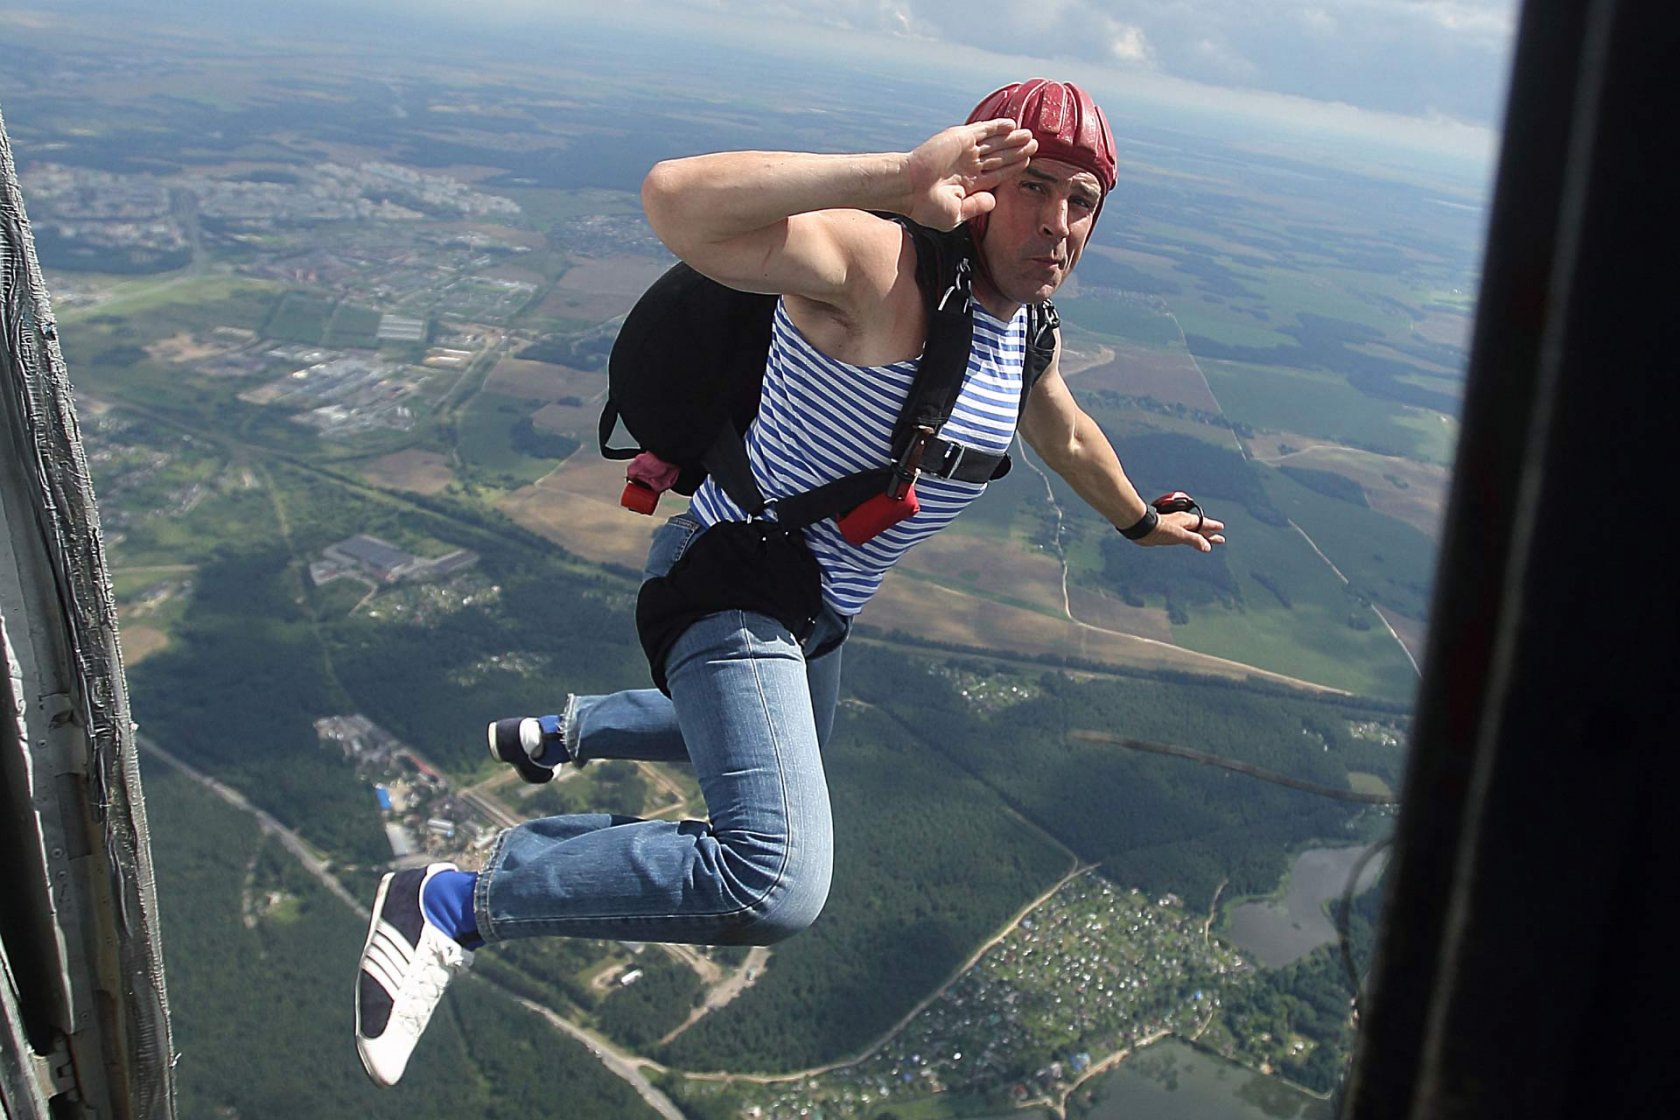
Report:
354,78,1224,1086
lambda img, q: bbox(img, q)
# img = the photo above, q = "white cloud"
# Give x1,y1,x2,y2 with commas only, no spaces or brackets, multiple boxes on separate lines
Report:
1191,35,1258,82
665,2,1516,123
390,0,1518,134
1108,23,1152,65
1411,0,1515,38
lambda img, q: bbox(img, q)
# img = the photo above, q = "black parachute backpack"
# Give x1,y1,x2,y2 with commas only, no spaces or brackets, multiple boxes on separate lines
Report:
598,217,1059,540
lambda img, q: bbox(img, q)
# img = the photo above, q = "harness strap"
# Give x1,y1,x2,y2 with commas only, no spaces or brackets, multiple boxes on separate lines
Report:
919,434,1011,484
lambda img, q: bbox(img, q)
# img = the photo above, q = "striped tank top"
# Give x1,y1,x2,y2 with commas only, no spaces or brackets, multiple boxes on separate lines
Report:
690,297,1028,616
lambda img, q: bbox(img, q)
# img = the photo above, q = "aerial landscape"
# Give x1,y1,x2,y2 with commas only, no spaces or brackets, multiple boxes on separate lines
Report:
1,1,1505,1116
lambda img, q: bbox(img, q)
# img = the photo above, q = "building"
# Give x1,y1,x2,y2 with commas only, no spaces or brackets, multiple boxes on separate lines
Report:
322,534,422,582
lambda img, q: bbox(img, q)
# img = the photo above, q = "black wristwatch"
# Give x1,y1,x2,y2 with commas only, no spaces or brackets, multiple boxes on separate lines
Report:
1118,507,1159,540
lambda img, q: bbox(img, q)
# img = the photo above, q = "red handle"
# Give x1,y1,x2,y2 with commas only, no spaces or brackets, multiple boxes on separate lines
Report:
837,486,920,546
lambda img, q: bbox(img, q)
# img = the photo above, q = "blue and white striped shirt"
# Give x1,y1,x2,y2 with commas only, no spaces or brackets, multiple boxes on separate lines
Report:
691,297,1028,616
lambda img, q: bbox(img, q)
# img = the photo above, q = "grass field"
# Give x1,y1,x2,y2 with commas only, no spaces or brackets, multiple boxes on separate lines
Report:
484,356,606,404
456,390,568,487
1128,502,1422,699
496,454,664,572
1203,358,1453,462
1392,408,1461,465
265,291,334,344
1348,771,1395,798
1066,340,1224,412
1166,297,1292,350
1243,266,1418,341
1261,465,1439,626
117,624,171,664
308,576,371,619
56,273,281,326
1057,291,1184,348
361,449,457,495
1247,439,1449,539
322,301,382,348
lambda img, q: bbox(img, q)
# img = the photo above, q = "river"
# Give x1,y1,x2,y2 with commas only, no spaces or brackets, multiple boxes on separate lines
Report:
1222,844,1386,967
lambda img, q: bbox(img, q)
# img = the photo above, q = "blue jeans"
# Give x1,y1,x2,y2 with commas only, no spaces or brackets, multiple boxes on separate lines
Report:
473,513,848,945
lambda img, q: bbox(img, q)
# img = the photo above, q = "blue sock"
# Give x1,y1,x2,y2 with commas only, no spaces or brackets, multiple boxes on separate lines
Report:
421,869,483,949
533,713,569,767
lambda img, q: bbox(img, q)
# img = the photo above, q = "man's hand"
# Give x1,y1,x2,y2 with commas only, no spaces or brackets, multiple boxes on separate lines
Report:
1140,512,1227,553
902,119,1037,231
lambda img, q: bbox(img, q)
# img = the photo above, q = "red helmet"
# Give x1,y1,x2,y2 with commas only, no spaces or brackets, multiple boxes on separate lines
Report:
968,78,1117,193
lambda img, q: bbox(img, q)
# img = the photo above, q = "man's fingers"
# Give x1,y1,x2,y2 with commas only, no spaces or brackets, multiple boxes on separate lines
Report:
978,146,1032,172
975,125,1035,149
971,117,1020,138
1151,512,1225,551
973,123,1036,159
958,191,997,222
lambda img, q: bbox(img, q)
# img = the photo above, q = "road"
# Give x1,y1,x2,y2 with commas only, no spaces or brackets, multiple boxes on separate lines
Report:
512,999,686,1120
657,945,771,1047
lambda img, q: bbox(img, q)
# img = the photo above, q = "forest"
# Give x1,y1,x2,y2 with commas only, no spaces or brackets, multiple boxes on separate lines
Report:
142,764,660,1120
129,525,1405,1067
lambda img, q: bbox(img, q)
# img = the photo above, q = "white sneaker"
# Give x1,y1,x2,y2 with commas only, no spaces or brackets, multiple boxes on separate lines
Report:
354,863,474,1087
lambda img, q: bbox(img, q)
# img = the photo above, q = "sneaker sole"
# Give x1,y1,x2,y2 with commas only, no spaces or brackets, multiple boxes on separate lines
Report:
354,871,399,1084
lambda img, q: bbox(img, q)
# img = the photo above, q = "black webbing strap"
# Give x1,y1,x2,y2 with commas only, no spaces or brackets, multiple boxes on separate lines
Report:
888,222,977,461
700,424,768,517
919,435,1009,484
598,400,636,461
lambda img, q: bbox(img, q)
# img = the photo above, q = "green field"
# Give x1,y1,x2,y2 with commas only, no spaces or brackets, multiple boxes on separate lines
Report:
1260,465,1439,625
323,301,384,348
58,274,281,326
1059,290,1185,347
1202,357,1454,461
264,291,335,343
454,390,565,487
1167,297,1293,350
1169,507,1420,700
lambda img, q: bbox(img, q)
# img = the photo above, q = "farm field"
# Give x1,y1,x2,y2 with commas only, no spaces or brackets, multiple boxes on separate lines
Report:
1246,437,1449,539
360,449,457,495
1203,357,1458,463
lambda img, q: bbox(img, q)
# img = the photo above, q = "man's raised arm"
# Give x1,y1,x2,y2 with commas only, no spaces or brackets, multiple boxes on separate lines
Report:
640,120,1036,311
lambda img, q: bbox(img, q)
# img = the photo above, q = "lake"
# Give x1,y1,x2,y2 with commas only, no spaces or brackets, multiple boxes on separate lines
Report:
1071,1038,1333,1120
1223,845,1387,967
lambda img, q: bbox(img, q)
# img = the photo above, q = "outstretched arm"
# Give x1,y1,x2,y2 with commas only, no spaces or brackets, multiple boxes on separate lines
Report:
640,121,1036,315
1020,344,1226,552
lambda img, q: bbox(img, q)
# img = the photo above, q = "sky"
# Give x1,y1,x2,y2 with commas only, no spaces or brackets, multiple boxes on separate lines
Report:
7,0,1523,182
602,1,1520,127
401,0,1522,176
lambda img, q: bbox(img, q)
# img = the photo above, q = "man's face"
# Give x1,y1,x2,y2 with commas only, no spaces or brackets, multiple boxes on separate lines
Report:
976,157,1103,309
